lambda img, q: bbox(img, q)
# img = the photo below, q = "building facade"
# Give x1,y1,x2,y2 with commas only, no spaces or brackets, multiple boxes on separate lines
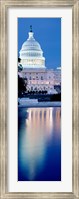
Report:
18,26,61,94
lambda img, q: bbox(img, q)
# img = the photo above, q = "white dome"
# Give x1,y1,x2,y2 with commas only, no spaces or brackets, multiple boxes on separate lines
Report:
19,28,46,69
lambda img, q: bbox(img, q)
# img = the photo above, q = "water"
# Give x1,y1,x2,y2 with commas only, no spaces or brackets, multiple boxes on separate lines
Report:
18,107,61,181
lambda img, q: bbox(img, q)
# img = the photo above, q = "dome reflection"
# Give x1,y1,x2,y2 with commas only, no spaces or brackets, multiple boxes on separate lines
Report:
18,107,61,180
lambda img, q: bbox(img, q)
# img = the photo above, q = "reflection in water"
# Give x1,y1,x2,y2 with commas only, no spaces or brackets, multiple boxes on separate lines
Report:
18,107,61,181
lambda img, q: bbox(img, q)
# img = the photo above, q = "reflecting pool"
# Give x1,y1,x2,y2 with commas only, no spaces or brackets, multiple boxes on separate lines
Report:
18,107,61,181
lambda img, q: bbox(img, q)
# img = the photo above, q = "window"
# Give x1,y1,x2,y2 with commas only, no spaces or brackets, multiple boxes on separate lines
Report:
36,76,38,79
41,76,43,80
31,87,33,90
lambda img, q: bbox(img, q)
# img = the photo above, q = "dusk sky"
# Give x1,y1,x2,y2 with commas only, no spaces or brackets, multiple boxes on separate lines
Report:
18,18,61,69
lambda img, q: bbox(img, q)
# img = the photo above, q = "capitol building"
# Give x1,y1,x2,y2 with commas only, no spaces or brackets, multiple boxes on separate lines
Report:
18,26,61,94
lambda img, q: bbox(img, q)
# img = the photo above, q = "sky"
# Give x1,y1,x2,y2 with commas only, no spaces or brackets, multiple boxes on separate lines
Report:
18,18,61,69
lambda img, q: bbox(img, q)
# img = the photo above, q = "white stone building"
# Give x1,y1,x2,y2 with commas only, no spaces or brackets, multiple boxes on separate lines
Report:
19,26,61,94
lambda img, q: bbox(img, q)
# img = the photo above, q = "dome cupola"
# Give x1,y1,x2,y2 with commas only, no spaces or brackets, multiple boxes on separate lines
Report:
19,26,46,69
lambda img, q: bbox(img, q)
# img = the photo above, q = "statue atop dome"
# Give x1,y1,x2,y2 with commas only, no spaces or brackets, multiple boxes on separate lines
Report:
30,25,32,32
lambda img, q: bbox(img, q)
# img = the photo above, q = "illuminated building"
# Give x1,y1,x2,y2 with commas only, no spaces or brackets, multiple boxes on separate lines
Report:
19,26,61,94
